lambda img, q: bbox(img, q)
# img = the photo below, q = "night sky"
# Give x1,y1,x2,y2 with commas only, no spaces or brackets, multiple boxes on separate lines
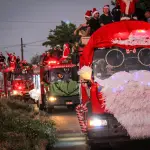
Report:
0,0,111,61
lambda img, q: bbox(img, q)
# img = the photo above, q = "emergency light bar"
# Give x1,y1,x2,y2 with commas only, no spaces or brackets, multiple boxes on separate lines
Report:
46,64,76,69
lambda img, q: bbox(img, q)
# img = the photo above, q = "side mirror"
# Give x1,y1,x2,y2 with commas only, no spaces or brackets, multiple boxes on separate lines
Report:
71,66,79,81
71,53,79,81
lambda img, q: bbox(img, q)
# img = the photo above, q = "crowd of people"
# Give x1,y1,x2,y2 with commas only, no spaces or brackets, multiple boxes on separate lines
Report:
2,1,150,69
42,1,150,63
41,43,72,65
0,52,29,71
0,52,20,68
74,5,113,37
74,1,150,38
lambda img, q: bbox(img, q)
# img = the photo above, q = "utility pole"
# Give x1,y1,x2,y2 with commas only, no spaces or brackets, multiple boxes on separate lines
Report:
21,38,24,60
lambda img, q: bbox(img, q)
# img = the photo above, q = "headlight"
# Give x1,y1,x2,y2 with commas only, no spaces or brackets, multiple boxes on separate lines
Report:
13,90,18,95
88,118,107,127
48,96,56,102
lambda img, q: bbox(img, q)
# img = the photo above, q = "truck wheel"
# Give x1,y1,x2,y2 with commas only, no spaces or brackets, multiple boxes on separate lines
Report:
86,135,98,150
86,143,96,150
87,143,109,150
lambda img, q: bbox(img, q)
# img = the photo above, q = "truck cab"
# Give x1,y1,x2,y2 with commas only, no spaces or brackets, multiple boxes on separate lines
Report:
10,69,34,102
77,20,150,149
35,54,80,113
86,46,150,147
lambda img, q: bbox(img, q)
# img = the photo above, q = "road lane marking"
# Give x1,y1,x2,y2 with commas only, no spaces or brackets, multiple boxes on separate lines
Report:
58,136,86,142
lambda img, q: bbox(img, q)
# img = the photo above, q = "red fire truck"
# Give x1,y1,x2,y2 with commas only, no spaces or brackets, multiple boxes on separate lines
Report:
31,54,79,113
0,62,34,102
76,20,150,149
9,69,34,101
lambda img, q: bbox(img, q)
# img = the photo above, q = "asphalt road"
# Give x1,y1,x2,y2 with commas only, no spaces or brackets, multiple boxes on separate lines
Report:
49,106,87,150
49,106,150,150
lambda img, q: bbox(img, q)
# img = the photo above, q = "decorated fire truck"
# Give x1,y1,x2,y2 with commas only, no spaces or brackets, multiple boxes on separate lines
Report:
9,68,34,101
30,44,79,112
0,58,35,102
76,20,150,149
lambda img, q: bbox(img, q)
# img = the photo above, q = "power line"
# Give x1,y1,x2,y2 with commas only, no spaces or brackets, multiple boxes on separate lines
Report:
0,44,21,48
24,40,46,45
27,44,43,47
0,39,46,49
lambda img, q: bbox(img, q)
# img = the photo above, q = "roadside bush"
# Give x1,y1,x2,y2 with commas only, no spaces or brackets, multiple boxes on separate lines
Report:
0,98,57,150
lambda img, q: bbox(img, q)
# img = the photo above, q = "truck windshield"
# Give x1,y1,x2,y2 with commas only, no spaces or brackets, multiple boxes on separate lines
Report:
44,67,78,96
50,68,72,82
14,73,33,81
92,48,150,80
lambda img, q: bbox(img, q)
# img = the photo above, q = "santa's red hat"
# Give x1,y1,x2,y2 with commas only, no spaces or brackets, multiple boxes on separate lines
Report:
85,10,92,18
103,5,110,9
92,8,99,17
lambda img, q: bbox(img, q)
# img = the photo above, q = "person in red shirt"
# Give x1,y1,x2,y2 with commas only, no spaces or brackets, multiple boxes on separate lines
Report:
117,0,138,20
6,52,17,70
12,53,17,62
59,43,71,62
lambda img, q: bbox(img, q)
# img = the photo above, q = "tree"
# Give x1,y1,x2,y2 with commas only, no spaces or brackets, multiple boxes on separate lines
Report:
30,54,41,65
42,21,79,48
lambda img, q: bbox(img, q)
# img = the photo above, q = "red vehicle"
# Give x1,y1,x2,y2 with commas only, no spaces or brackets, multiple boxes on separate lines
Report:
10,72,34,101
0,62,34,101
31,54,79,112
0,54,35,101
76,20,150,149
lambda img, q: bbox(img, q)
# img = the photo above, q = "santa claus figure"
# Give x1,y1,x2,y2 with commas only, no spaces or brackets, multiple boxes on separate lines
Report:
6,52,17,70
117,0,138,20
59,43,71,62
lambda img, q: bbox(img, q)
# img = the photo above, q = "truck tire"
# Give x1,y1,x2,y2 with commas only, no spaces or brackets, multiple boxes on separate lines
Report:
86,138,96,150
86,132,110,150
87,144,96,150
87,142,110,150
